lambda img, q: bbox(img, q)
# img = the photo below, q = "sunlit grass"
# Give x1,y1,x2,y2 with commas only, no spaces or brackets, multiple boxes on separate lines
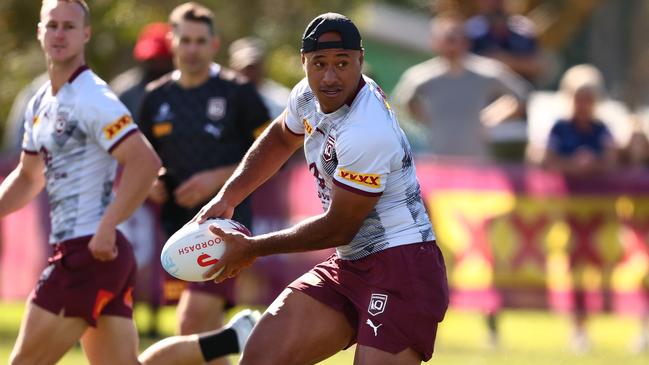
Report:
0,301,647,364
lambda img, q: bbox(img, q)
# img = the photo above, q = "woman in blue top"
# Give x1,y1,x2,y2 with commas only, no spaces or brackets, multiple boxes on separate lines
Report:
542,68,617,177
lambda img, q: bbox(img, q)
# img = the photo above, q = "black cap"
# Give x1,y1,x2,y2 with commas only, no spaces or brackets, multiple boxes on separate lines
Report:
301,13,363,53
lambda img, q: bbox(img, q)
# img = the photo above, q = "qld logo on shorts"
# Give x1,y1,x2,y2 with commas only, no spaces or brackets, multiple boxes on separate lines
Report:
368,293,388,316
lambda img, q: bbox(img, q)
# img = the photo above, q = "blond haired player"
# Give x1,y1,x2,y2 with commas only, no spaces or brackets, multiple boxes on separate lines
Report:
3,1,160,364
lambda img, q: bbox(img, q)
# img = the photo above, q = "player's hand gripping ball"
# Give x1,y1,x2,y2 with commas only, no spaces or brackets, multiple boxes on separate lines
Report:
160,218,251,282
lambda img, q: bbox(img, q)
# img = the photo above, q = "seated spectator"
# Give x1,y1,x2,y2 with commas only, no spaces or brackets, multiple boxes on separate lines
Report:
466,0,543,82
542,65,617,176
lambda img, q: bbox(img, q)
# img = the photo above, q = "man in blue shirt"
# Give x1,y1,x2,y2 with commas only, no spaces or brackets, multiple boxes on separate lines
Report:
466,0,543,81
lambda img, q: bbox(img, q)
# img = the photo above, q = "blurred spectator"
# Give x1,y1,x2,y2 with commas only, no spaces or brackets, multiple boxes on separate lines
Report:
393,12,530,347
621,115,649,168
392,13,530,161
111,22,174,115
228,36,294,304
109,22,174,339
2,73,49,154
465,0,543,82
527,70,632,165
228,36,290,119
621,115,649,354
542,65,617,177
542,65,617,353
137,4,269,362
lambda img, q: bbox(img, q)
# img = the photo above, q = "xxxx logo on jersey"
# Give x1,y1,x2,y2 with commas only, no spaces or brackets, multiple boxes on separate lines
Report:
303,118,313,135
103,115,132,140
339,168,381,188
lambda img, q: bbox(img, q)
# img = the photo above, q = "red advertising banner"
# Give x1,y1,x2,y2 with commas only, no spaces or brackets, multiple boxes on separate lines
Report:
2,158,649,314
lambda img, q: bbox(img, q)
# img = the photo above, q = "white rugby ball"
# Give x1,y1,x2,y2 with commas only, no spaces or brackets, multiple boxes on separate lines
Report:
160,218,251,282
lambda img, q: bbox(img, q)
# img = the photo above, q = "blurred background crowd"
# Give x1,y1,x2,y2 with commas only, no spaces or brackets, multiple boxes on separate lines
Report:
2,0,649,358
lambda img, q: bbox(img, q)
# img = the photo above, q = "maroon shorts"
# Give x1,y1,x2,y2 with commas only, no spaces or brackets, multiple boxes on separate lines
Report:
186,279,236,309
289,241,448,361
30,231,136,327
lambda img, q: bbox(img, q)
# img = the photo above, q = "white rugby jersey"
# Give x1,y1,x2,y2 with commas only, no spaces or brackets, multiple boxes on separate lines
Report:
285,75,435,260
22,66,138,243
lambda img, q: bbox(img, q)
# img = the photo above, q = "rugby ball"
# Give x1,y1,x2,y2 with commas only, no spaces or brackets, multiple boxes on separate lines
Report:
160,218,251,282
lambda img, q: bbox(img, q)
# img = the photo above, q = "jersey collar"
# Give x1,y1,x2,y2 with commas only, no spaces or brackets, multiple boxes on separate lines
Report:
171,63,221,82
68,65,89,84
345,76,366,107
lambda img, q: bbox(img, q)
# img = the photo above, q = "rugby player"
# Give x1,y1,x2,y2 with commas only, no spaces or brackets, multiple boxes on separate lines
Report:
195,12,449,364
3,1,160,364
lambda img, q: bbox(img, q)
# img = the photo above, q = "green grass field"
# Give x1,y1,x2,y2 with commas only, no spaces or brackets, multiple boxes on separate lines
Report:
0,301,647,364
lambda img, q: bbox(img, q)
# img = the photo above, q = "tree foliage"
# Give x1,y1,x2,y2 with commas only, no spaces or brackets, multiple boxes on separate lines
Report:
0,0,372,143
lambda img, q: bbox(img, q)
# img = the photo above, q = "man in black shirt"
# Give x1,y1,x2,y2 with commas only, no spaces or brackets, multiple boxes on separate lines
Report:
138,3,269,362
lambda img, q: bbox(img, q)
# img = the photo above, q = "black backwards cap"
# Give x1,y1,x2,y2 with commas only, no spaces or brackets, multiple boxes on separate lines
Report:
301,13,363,53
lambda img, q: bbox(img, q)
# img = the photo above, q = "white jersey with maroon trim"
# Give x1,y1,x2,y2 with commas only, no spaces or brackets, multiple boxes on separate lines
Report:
284,75,434,260
22,67,138,243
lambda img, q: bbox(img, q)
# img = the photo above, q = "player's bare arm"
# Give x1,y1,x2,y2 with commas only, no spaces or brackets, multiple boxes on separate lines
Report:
88,132,161,261
205,184,380,282
173,164,237,208
195,110,302,222
148,176,169,205
0,152,46,218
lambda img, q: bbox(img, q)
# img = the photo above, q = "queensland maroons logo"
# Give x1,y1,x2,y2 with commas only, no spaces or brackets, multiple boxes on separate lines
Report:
207,97,226,120
323,135,335,162
55,115,67,135
368,293,388,316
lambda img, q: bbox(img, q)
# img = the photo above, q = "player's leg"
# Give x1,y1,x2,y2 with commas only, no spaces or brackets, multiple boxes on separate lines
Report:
140,309,261,365
177,290,227,334
570,289,591,353
140,334,204,365
76,231,139,364
351,242,448,364
176,290,228,365
9,303,87,365
80,315,140,365
353,345,421,365
240,288,355,365
485,310,500,348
